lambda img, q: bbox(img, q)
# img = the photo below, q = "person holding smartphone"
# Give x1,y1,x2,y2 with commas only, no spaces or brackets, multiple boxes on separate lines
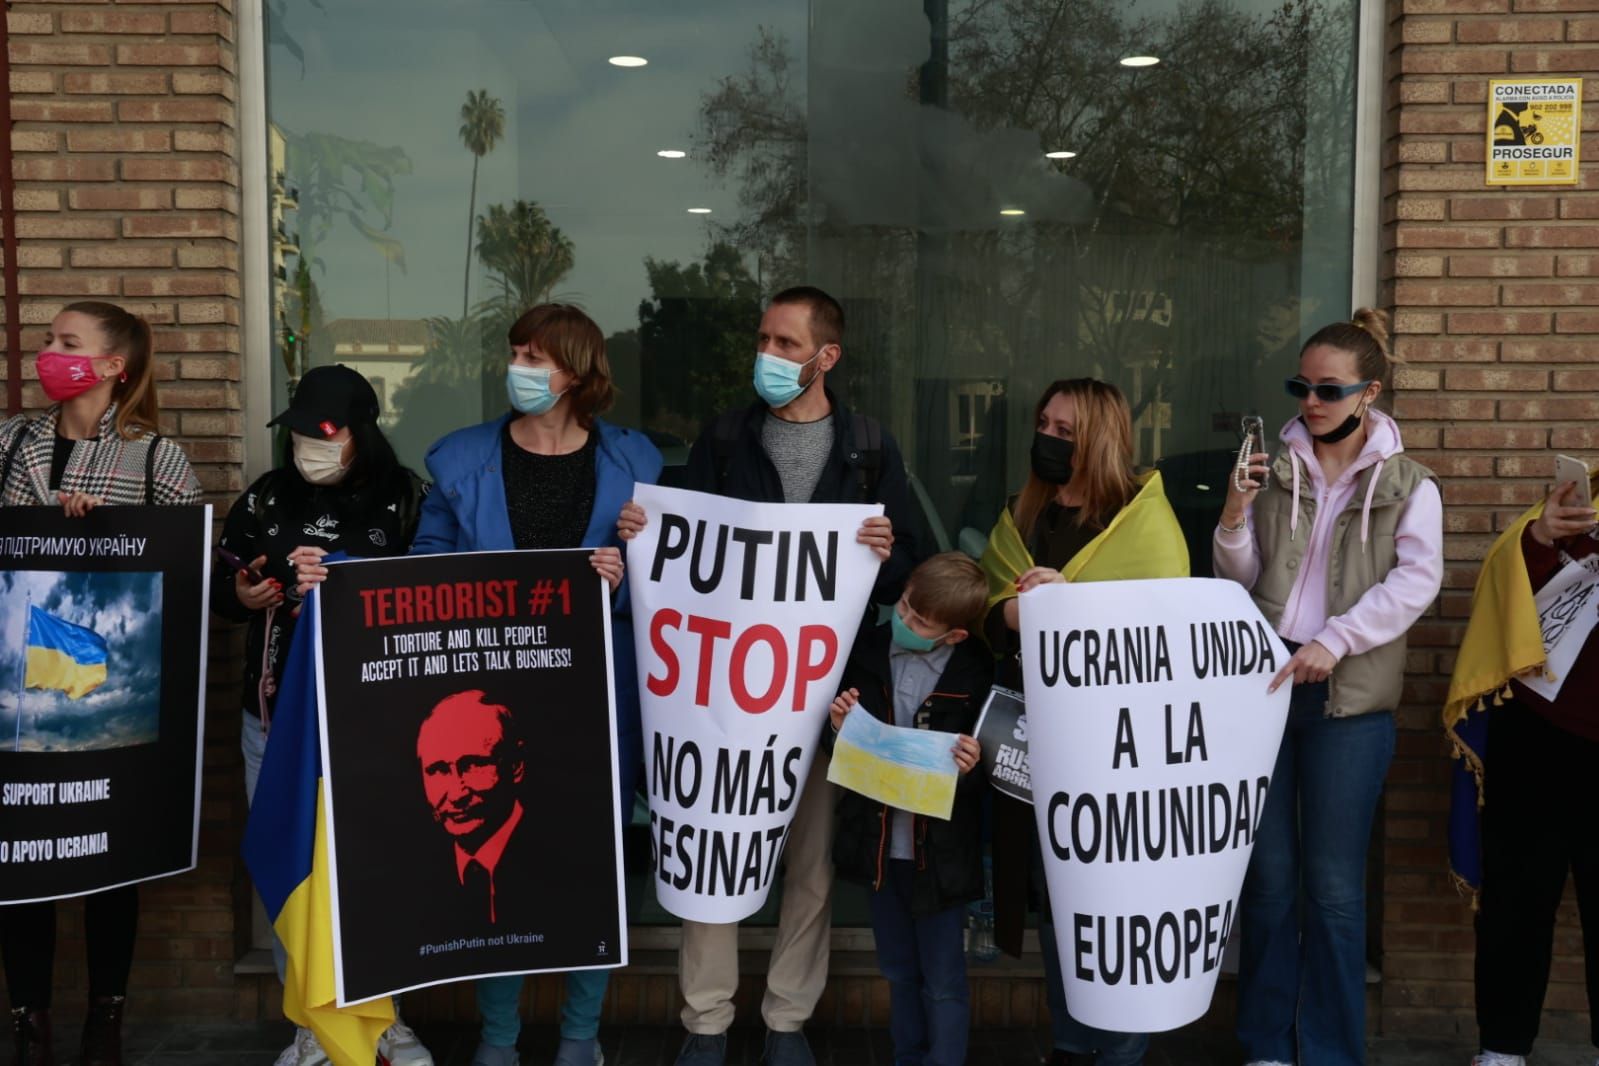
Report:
1214,308,1443,1066
209,363,432,1066
1,301,201,1066
1445,458,1599,1066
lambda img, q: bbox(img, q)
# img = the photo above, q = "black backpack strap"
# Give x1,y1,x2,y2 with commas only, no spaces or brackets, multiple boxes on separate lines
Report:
711,408,745,493
847,411,883,503
0,424,28,503
143,434,161,504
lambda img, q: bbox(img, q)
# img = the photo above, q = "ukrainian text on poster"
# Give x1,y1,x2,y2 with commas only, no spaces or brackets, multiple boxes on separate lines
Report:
630,484,880,923
316,549,625,1004
1022,578,1291,1032
0,506,211,904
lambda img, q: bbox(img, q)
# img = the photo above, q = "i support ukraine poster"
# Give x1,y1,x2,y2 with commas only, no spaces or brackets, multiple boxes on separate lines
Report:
0,505,211,903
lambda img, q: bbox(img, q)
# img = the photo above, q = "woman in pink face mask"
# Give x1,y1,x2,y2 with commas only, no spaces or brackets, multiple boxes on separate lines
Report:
0,301,199,1066
0,301,200,515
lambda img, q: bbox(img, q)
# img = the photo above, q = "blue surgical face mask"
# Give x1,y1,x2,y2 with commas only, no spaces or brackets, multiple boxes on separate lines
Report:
753,347,824,409
506,364,565,416
891,607,948,653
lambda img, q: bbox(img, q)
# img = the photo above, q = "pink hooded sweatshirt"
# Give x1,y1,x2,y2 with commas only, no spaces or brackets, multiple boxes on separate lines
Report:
1212,409,1443,661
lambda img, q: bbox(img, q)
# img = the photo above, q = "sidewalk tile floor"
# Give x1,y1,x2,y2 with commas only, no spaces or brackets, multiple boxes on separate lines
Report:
90,1022,1596,1065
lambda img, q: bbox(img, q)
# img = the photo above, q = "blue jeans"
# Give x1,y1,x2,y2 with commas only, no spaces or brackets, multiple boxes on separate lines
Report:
1039,919,1150,1066
868,860,970,1066
477,969,611,1047
1236,681,1395,1066
1031,832,1148,1065
477,721,643,1048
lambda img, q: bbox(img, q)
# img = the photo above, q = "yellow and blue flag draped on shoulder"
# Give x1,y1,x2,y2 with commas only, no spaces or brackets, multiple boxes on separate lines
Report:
1443,485,1579,896
25,604,108,700
979,470,1191,624
242,593,393,1064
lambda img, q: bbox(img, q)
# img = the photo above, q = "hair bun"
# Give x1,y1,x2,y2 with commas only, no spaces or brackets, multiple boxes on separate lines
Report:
1350,307,1395,363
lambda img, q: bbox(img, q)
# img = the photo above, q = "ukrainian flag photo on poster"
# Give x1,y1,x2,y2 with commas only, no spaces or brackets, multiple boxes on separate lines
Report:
1,569,163,752
26,604,108,699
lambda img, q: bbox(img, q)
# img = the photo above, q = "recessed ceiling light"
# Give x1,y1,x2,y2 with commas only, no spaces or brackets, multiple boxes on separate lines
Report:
657,149,687,159
608,55,648,68
1000,208,1026,217
687,207,712,214
1119,55,1160,68
1044,150,1077,160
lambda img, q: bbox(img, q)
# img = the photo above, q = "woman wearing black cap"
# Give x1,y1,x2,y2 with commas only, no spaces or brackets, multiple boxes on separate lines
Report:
209,363,433,1066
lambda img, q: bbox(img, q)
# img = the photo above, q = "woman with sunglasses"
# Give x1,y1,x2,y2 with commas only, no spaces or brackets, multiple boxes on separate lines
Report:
1214,308,1443,1066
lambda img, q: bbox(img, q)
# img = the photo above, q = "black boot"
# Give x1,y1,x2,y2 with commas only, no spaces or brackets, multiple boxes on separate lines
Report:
8,1007,54,1066
1046,1052,1095,1066
77,997,122,1066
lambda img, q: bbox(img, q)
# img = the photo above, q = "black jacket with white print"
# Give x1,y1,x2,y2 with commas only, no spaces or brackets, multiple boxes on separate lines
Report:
211,464,427,724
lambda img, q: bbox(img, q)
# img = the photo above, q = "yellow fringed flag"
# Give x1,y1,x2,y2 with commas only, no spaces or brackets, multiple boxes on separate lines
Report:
1443,504,1549,738
979,470,1191,627
1443,471,1596,894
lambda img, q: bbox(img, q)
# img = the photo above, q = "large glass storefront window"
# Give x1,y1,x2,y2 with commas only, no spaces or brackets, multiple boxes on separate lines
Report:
264,0,1360,923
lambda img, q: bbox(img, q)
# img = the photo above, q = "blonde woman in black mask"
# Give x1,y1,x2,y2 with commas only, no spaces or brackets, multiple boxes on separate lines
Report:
978,378,1188,1066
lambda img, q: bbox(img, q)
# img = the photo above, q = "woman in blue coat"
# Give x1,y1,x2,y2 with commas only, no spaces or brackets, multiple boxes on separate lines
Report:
421,304,659,1066
307,304,661,1066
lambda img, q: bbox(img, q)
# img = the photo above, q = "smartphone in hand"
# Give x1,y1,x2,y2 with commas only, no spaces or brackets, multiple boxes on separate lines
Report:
215,545,265,584
1555,454,1593,510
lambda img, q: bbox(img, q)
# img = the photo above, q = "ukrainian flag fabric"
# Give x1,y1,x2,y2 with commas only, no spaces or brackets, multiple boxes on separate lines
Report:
25,604,108,700
242,593,393,1064
979,469,1191,625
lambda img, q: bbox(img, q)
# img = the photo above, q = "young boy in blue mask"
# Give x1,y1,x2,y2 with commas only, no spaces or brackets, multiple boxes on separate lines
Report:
825,552,993,1066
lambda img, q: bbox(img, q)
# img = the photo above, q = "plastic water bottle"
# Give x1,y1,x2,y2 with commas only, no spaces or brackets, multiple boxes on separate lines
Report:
969,854,999,963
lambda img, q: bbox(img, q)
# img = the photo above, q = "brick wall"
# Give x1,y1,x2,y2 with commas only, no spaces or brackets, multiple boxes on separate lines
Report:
3,0,249,1021
1385,0,1596,1040
7,0,1598,1039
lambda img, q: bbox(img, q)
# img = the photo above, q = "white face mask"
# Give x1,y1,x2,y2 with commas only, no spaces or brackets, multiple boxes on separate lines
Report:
292,432,351,486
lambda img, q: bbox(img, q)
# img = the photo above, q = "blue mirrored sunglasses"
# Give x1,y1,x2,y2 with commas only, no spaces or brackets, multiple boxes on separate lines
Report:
1284,378,1373,403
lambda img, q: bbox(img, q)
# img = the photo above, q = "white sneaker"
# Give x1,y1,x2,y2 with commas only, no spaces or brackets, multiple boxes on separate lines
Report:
274,1027,330,1066
378,1019,435,1066
1471,1055,1526,1066
1244,1061,1295,1066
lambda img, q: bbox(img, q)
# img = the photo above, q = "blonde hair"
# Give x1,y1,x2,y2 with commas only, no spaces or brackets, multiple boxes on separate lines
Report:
1013,378,1138,538
906,552,988,630
507,303,615,428
62,301,158,440
1302,307,1400,385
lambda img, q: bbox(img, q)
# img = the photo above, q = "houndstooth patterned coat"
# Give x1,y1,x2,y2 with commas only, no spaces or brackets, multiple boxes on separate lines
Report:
0,403,201,507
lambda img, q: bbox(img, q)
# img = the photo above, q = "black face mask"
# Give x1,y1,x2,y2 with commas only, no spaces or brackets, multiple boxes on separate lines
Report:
1030,432,1076,485
1308,399,1368,445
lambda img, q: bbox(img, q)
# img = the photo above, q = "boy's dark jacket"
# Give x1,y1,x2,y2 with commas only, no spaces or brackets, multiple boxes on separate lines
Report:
827,623,993,914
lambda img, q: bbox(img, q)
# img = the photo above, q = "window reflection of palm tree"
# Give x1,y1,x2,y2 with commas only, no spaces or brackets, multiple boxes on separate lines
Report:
474,201,576,311
459,89,506,317
277,128,411,389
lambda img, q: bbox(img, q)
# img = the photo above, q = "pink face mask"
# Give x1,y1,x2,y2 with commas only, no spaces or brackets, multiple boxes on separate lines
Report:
36,351,117,403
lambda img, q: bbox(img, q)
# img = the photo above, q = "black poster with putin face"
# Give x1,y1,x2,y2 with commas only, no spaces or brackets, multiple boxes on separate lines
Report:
315,549,626,1005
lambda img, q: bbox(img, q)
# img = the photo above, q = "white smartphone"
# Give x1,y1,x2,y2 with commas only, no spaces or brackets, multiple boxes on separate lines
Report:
1555,453,1593,509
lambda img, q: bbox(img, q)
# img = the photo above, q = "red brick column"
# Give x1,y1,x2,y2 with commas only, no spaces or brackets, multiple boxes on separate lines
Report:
5,1,249,1021
1385,0,1597,1041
